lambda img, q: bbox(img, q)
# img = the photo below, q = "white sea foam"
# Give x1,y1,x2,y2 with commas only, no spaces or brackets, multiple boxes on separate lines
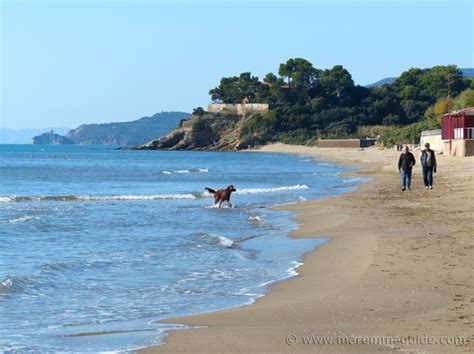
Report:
217,236,234,248
2,184,309,204
236,184,309,195
288,261,304,277
161,168,208,174
0,276,32,295
0,194,198,202
9,216,38,223
0,216,39,224
194,233,235,248
253,261,304,288
0,184,312,204
248,215,263,222
248,215,266,227
1,278,13,288
235,261,305,305
204,204,233,208
342,177,369,184
83,194,197,201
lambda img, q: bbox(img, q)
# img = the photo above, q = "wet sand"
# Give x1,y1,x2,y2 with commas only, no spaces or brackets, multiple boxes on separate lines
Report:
139,144,473,353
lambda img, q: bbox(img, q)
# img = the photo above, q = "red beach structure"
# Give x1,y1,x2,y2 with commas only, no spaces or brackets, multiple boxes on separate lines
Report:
441,107,474,156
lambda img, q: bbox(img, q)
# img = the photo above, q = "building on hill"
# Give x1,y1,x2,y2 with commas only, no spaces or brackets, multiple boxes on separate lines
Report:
208,103,269,116
441,107,474,156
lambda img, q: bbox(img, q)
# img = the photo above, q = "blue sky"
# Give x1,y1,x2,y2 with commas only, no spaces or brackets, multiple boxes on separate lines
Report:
1,0,473,129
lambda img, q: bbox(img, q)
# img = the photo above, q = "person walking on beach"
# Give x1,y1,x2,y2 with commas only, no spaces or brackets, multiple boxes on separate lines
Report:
420,142,437,190
398,145,416,191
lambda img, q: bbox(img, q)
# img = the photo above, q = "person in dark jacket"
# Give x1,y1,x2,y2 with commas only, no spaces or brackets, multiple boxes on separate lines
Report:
420,142,437,190
398,145,416,191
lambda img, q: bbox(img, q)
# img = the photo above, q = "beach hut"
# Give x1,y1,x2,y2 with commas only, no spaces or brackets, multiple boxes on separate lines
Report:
441,107,474,156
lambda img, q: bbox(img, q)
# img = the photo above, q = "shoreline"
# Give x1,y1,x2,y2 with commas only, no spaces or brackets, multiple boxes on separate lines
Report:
139,144,473,353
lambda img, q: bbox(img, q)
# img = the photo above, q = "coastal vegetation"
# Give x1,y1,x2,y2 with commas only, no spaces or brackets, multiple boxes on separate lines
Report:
381,83,474,146
210,60,471,144
138,60,472,150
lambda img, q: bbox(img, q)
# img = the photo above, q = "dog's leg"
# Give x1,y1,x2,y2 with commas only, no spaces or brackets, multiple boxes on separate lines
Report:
218,200,223,208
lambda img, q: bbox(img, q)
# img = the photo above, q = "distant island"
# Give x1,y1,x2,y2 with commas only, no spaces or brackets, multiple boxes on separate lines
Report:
31,111,190,146
32,130,76,145
132,61,474,151
0,127,71,144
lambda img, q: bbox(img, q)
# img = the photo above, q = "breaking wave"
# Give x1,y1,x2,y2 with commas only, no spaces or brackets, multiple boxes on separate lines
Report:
0,276,34,296
216,236,234,248
161,168,208,174
1,185,309,203
0,194,198,202
194,233,264,248
0,215,39,224
236,184,308,194
248,215,265,226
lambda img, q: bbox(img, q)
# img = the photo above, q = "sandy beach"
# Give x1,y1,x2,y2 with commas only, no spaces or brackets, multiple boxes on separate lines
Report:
140,144,473,353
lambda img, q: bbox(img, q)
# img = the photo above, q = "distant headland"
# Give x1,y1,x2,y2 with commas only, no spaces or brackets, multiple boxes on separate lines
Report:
31,111,190,146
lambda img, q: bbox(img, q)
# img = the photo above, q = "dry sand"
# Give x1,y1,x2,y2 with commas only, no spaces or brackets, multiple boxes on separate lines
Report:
140,144,473,353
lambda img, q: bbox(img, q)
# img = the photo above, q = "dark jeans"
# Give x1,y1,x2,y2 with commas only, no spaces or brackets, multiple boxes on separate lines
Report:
401,168,412,188
422,166,434,187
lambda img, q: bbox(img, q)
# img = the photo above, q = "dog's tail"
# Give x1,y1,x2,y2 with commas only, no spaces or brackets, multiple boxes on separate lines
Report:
205,187,216,194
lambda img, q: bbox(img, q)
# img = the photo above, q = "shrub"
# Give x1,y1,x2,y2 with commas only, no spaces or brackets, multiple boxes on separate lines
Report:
192,118,208,133
192,107,206,116
380,120,437,147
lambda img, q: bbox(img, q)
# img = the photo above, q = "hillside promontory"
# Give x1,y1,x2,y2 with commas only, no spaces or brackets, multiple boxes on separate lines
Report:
32,131,76,145
132,111,263,151
131,60,474,150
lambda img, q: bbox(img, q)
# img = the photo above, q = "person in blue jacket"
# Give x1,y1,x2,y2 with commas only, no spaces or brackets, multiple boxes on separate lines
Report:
420,143,437,190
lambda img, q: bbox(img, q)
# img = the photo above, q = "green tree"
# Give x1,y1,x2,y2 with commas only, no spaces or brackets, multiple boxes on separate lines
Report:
393,65,469,123
209,72,260,103
205,60,472,147
193,107,206,116
452,89,474,110
263,72,278,84
278,58,321,100
319,65,355,101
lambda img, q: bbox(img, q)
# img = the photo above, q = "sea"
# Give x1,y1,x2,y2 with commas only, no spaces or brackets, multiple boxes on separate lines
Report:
0,144,368,352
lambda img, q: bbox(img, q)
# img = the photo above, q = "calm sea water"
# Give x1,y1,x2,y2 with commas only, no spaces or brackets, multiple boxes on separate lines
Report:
0,145,367,352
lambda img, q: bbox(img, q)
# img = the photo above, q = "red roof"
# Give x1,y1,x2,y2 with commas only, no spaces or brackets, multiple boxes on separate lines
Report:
443,107,474,116
260,82,290,89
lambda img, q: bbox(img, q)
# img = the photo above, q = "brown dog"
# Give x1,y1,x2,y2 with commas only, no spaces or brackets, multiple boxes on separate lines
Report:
205,185,236,208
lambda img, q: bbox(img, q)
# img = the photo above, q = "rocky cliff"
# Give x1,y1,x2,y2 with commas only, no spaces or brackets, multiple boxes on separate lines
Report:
130,112,263,151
